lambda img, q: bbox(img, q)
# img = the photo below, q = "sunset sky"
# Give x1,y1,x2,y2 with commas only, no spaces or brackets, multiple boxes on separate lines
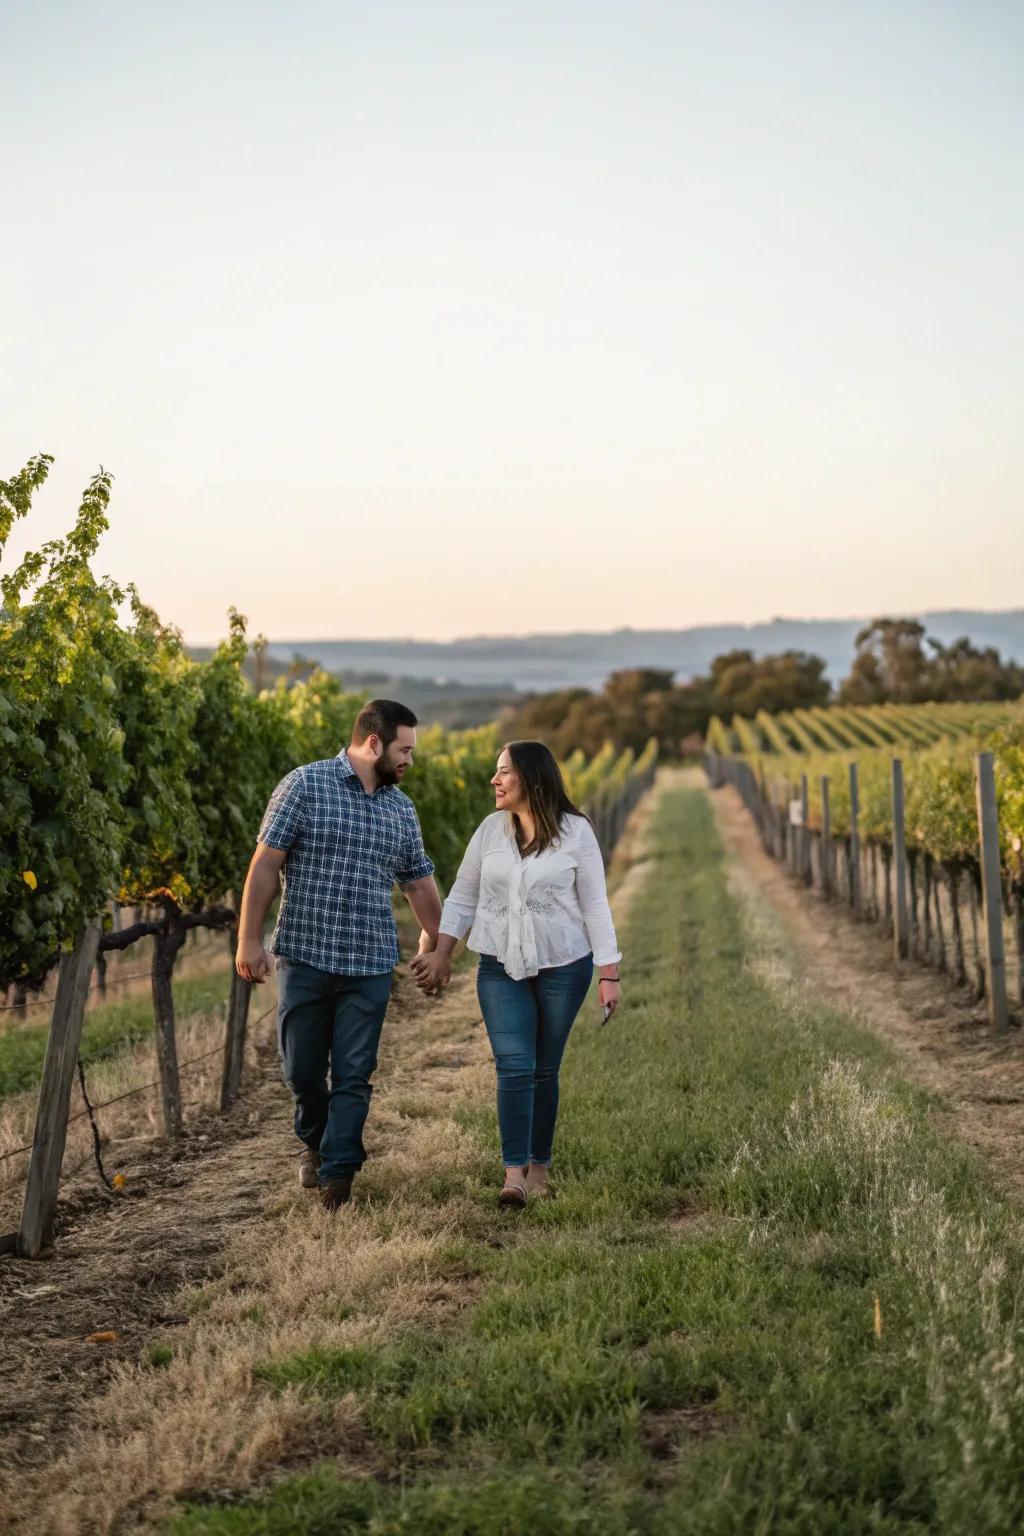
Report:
2,0,1021,643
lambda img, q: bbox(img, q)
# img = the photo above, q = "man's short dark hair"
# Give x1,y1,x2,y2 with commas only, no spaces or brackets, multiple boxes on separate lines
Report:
351,699,418,749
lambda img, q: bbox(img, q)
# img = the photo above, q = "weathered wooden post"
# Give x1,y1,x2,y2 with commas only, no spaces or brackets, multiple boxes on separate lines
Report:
820,775,832,900
800,774,811,886
891,759,909,961
774,784,785,860
220,968,253,1111
848,761,860,911
975,751,1010,1034
151,903,185,1138
19,918,103,1257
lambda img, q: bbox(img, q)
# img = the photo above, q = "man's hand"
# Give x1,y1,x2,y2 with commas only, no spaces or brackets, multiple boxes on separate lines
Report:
236,938,273,984
235,843,286,985
410,951,451,994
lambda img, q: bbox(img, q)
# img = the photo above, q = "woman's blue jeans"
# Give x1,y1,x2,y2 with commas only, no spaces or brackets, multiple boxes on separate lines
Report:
476,952,593,1169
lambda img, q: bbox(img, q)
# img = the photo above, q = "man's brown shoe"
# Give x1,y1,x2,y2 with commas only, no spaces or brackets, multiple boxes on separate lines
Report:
298,1148,321,1190
318,1175,354,1210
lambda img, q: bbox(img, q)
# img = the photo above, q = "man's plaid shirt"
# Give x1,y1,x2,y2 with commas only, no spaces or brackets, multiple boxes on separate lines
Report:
258,750,435,976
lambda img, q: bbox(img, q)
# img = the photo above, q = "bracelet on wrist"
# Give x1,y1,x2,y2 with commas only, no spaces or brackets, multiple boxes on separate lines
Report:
599,974,621,984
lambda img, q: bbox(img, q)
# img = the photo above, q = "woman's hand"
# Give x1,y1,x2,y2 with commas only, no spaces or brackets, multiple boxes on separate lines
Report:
410,951,452,994
598,974,621,1020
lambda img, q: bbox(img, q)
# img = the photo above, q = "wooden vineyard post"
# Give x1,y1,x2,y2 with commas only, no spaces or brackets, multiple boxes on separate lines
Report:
220,962,253,1111
891,759,909,961
848,762,861,912
19,918,102,1257
800,775,811,886
151,902,186,1138
975,752,1010,1034
820,776,832,900
775,784,785,861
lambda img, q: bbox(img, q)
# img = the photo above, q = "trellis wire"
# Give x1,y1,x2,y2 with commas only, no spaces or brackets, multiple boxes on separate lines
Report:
0,1004,276,1165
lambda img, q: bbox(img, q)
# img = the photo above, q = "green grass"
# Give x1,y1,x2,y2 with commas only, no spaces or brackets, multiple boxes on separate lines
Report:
171,788,1024,1535
0,970,233,1101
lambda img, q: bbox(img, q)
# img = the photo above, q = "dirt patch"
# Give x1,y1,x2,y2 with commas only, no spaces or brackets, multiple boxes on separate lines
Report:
709,782,1024,1203
640,1403,726,1464
0,1034,287,1472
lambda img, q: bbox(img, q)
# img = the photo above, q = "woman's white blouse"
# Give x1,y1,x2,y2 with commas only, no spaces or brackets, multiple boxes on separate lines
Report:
439,812,621,981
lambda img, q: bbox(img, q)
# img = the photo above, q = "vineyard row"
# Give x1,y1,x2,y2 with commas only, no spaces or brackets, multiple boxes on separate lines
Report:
706,745,1022,1038
707,699,1021,759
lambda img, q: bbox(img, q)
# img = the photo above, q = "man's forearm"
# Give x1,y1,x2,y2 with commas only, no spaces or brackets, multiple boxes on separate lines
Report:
401,877,443,944
238,857,281,942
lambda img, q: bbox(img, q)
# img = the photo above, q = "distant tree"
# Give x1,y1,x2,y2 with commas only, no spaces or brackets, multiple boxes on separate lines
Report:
599,669,676,754
839,619,931,705
926,636,1024,703
561,693,617,758
711,649,830,717
839,619,1024,705
501,650,831,760
644,677,715,754
502,688,594,757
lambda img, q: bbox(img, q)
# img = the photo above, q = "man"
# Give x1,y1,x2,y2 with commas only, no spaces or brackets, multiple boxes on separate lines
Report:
235,699,442,1208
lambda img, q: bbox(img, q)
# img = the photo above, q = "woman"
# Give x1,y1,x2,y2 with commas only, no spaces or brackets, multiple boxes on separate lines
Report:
411,741,622,1207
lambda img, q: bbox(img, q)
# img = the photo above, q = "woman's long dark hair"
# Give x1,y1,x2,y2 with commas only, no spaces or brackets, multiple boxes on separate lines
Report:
504,740,587,856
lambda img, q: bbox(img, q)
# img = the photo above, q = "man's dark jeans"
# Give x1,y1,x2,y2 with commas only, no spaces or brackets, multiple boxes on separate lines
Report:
276,958,392,1183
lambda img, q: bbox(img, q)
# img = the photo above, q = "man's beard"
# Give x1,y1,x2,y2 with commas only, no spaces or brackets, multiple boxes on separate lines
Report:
374,756,403,788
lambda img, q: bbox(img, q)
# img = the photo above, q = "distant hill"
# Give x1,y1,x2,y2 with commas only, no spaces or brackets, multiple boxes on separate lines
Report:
184,647,519,729
263,611,1024,695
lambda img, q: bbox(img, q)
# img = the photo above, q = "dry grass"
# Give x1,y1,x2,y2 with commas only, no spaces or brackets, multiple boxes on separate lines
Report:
1,967,494,1536
0,994,266,1215
712,777,1024,1207
1,792,662,1535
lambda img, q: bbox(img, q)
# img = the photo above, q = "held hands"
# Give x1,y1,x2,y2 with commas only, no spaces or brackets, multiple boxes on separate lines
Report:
410,951,451,994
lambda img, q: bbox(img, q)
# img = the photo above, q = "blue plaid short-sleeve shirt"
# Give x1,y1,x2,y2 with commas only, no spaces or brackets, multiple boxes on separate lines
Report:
258,750,435,976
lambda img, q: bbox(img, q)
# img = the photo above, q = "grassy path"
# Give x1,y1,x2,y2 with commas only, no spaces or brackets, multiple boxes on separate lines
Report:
16,784,1024,1534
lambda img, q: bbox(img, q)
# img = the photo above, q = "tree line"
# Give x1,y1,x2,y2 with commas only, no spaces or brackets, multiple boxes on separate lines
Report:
504,619,1024,760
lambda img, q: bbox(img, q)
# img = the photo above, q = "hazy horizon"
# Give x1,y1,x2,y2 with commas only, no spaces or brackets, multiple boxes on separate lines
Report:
3,1,1021,644
190,603,1024,649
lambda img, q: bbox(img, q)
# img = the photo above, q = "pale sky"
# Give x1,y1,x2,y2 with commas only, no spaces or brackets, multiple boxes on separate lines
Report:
2,0,1021,643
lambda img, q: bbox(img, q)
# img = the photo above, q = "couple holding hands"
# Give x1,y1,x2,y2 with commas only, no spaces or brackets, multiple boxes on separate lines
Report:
236,700,622,1210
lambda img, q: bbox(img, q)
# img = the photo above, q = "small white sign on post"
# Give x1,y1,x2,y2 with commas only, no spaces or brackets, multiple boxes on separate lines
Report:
788,799,803,827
